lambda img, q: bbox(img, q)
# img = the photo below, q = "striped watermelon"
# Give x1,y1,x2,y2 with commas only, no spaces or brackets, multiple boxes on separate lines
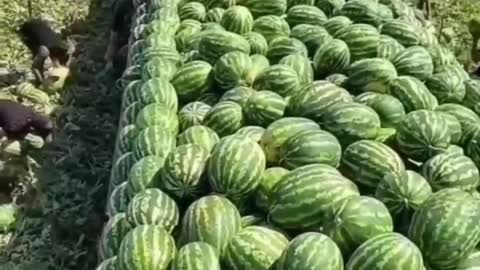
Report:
320,102,392,147
354,92,406,128
279,54,313,87
246,54,271,85
346,232,424,270
408,188,480,270
213,51,252,90
117,225,176,270
277,232,343,270
260,117,320,165
339,0,388,27
396,110,450,162
205,0,235,9
376,34,405,61
375,170,432,233
380,18,420,47
96,257,116,270
426,71,466,104
326,73,348,86
286,4,327,26
176,28,203,53
290,24,333,57
223,226,289,270
111,152,137,188
255,167,290,212
316,0,346,16
323,15,352,36
266,37,308,64
438,63,470,81
220,6,254,34
107,182,129,218
179,195,241,254
341,140,405,190
422,152,480,192
121,80,142,111
435,103,480,130
126,189,179,232
387,76,439,112
334,23,380,62
253,64,300,97
202,101,245,137
456,251,480,269
132,126,176,160
239,0,287,18
252,15,290,44
243,90,287,127
269,164,360,229
206,7,225,22
177,125,220,153
201,22,225,31
178,102,211,132
179,19,203,32
219,86,255,107
207,135,266,197
171,242,220,270
171,60,213,103
235,126,265,142
99,213,133,260
243,32,269,55
392,46,434,81
463,79,480,115
179,2,206,21
119,100,142,128
279,129,342,169
322,196,393,256
287,0,315,8
125,156,165,198
343,58,398,94
135,103,178,133
128,78,178,111
141,56,178,81
159,144,210,199
427,44,456,73
198,30,250,64
196,91,221,106
313,38,350,78
144,34,177,51
139,46,181,66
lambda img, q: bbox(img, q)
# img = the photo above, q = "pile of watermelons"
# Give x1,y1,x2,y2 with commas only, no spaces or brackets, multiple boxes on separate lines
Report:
97,0,480,269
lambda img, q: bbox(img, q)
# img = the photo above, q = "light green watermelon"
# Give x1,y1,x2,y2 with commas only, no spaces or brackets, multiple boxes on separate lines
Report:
178,102,211,132
126,156,165,198
106,182,129,218
243,32,269,55
219,86,256,107
213,51,252,90
376,34,405,61
202,101,245,137
243,90,287,127
279,54,313,86
239,0,288,18
205,7,225,22
177,125,220,153
171,60,213,103
255,167,290,212
266,37,308,64
290,24,333,56
99,214,132,260
354,92,406,128
425,71,466,104
380,18,420,47
220,5,254,34
286,4,327,27
198,30,250,64
334,23,380,62
135,103,178,133
323,15,352,36
253,64,300,97
313,38,350,78
392,45,434,81
132,126,176,160
235,126,266,142
387,76,439,112
252,15,290,44
171,242,221,270
344,57,398,94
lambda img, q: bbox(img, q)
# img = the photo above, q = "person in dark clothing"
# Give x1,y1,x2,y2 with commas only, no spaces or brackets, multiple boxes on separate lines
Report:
0,100,53,142
104,0,134,73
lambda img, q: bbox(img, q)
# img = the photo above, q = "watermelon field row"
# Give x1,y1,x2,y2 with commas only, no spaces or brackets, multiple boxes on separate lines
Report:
97,0,480,269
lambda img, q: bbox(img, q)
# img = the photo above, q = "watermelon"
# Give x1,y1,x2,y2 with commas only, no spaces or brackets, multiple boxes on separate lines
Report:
313,38,350,78
239,0,287,18
463,79,480,115
201,22,225,31
135,103,178,133
243,32,269,55
323,15,352,36
387,76,439,112
119,101,142,128
110,152,138,188
99,213,133,260
107,182,129,218
396,110,450,162
139,46,181,66
279,54,313,86
269,164,360,229
178,102,211,132
219,86,255,107
456,251,480,270
205,7,225,22
376,34,405,61
346,232,424,270
253,64,300,97
425,71,466,104
246,54,271,85
435,103,480,130
117,225,176,270
176,28,203,53
223,226,289,270
427,44,456,73
141,56,178,81
354,92,406,128
392,46,434,81
344,58,398,94
198,30,250,64
317,0,346,17
171,242,221,270
207,135,266,198
380,18,420,47
171,60,213,103
279,129,342,169
276,232,343,270
132,126,176,160
252,15,290,44
334,23,380,62
121,80,142,111
144,33,177,50
339,0,388,27
196,92,221,106
266,37,308,64
179,2,206,21
326,73,348,86
128,77,178,111
408,188,480,270
290,24,333,56
287,0,315,8
220,6,254,34
213,51,252,90
422,152,480,192
255,167,290,212
243,90,287,127
179,195,241,254
126,156,165,198
159,144,210,200
235,126,265,142
96,257,116,270
260,117,320,165
202,101,245,137
205,0,235,9
126,189,179,232
177,125,220,153
322,196,393,256
341,140,405,191
179,19,203,32
286,4,327,27
375,170,432,233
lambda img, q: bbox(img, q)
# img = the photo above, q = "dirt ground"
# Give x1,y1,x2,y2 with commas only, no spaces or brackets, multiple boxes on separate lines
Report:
0,0,121,269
